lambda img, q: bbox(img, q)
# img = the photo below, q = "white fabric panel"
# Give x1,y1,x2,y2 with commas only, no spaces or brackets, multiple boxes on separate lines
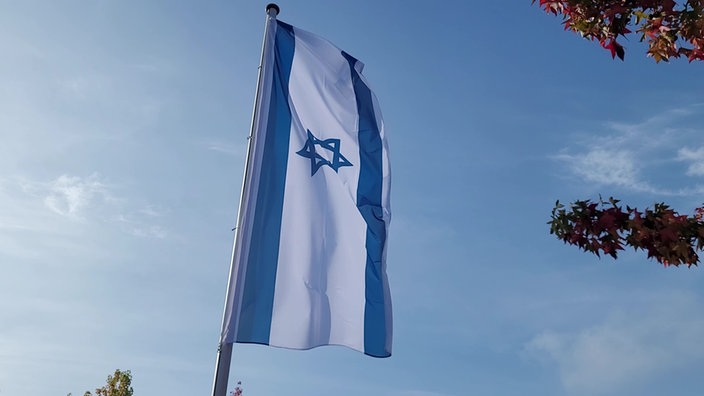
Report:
268,27,367,352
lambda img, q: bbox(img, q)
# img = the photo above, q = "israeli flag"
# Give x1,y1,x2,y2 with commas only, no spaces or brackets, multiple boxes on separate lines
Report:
220,18,392,357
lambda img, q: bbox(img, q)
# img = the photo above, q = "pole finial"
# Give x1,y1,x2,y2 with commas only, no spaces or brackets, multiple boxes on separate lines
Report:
266,3,280,16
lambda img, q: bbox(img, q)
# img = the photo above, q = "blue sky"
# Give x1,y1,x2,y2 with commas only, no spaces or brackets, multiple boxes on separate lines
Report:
2,1,704,395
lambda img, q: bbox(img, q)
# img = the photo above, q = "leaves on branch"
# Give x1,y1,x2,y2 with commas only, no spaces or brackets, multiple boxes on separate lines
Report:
549,197,704,266
230,381,244,396
533,0,704,62
71,369,133,396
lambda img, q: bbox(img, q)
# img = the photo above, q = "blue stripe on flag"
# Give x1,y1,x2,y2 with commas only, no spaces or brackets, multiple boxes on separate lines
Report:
342,51,390,358
237,21,296,345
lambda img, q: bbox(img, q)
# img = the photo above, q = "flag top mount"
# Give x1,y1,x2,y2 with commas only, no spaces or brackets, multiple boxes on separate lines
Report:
266,3,280,16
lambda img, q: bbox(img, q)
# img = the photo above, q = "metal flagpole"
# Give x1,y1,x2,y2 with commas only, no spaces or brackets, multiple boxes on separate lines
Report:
210,4,280,396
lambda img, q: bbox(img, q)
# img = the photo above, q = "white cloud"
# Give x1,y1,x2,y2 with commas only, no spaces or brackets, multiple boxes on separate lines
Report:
1,175,168,239
555,149,645,190
204,139,247,157
130,224,168,239
114,208,169,240
554,104,704,196
678,146,704,176
526,292,704,395
42,174,110,218
138,205,166,218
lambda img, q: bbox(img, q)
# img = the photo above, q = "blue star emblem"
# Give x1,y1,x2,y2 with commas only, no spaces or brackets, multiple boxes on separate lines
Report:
296,129,353,176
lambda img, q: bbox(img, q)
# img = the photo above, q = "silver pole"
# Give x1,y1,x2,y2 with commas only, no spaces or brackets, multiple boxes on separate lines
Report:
210,4,279,396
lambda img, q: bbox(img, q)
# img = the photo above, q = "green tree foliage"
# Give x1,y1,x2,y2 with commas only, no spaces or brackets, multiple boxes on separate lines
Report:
92,369,133,396
68,369,133,396
534,0,704,61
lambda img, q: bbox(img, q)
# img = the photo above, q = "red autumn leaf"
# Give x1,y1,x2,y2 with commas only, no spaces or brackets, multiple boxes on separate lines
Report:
602,39,626,60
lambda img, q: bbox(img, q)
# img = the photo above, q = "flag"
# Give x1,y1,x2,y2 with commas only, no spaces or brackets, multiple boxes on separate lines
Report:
220,18,392,358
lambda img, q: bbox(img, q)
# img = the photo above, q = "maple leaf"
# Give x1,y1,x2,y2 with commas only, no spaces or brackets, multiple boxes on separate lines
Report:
602,39,626,59
660,228,678,243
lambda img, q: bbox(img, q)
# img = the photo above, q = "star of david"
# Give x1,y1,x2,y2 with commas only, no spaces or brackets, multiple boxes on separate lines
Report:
296,129,353,176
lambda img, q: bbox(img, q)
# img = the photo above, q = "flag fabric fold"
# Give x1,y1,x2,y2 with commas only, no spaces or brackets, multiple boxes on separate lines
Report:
220,17,392,358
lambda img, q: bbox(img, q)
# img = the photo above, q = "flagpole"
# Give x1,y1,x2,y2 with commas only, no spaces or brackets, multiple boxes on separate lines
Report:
210,4,279,396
